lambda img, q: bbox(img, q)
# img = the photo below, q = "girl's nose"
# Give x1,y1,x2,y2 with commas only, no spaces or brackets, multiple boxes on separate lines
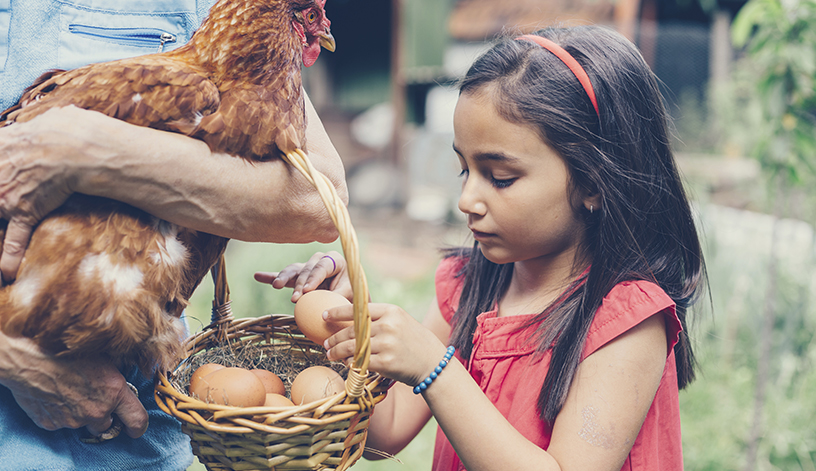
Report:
458,178,487,216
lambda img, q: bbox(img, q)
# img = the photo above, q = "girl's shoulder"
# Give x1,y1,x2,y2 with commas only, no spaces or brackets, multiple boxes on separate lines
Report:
434,255,469,324
583,280,681,360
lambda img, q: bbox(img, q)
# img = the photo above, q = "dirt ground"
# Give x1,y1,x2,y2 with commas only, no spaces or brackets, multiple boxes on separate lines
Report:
348,206,470,282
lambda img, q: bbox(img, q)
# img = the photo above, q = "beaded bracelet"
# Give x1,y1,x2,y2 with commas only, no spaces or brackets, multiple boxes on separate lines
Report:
413,346,456,394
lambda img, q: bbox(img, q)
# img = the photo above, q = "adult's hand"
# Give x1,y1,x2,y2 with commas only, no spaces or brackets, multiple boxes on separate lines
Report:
0,332,149,438
0,108,79,283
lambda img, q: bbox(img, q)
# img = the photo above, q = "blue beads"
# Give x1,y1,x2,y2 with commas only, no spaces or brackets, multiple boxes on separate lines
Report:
413,346,456,395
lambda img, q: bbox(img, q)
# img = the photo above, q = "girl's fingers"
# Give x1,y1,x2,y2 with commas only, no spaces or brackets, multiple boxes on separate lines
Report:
291,252,330,296
321,251,344,277
360,303,389,321
254,262,306,288
325,337,357,363
323,321,355,350
253,271,279,285
256,251,350,303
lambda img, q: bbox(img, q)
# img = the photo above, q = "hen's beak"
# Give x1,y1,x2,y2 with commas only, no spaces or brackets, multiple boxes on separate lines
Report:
319,30,336,52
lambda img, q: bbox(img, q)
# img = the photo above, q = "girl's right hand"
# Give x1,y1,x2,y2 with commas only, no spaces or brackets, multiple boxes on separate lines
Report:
254,250,352,303
323,302,449,387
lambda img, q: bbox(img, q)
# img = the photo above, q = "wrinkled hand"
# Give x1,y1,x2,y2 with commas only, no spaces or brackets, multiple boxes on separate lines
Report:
0,108,88,283
0,334,148,438
323,303,448,387
254,250,352,303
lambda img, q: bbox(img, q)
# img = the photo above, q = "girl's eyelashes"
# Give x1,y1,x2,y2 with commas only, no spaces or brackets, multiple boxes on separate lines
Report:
491,176,516,189
455,150,517,189
458,167,517,189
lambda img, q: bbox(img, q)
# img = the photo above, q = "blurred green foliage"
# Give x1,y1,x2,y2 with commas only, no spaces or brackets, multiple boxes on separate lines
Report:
720,0,816,187
680,3,816,468
681,205,816,470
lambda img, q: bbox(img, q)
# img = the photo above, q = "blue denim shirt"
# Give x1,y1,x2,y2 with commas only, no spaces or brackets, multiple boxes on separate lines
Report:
1,0,215,111
0,1,216,469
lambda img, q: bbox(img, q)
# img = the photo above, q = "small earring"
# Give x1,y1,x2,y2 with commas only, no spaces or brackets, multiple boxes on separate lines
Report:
590,204,594,214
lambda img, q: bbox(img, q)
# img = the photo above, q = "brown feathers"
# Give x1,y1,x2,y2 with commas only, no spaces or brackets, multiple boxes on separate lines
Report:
0,0,333,374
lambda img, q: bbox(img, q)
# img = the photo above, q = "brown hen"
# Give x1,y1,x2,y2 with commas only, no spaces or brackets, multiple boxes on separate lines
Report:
0,0,335,375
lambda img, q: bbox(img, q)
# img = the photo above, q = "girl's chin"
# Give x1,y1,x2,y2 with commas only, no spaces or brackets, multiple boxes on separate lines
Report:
477,245,514,266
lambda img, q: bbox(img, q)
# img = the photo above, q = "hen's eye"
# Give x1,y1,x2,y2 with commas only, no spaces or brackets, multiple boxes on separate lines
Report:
307,11,317,22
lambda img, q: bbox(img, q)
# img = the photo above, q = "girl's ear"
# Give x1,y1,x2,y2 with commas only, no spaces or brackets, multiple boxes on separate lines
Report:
582,191,601,214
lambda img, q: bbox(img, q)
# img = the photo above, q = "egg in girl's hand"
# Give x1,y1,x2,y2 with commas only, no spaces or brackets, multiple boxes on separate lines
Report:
294,290,353,345
190,367,267,407
251,369,286,396
290,366,345,405
188,363,225,396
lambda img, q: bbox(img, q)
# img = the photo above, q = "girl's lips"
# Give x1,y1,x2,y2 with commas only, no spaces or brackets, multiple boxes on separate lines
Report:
470,228,494,240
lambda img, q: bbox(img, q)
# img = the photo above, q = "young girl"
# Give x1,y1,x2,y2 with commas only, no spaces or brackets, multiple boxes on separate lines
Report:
256,25,705,470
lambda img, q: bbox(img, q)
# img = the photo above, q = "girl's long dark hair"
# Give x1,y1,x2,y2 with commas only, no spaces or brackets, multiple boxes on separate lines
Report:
447,25,707,424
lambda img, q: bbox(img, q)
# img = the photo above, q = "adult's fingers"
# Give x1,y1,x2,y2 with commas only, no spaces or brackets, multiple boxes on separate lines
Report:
113,384,148,438
0,218,33,284
84,415,115,437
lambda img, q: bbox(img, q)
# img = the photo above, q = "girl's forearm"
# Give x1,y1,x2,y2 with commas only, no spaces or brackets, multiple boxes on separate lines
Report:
364,383,433,459
422,358,561,471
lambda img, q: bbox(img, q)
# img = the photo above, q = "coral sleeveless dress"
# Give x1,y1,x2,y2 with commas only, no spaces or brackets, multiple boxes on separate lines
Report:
431,257,684,471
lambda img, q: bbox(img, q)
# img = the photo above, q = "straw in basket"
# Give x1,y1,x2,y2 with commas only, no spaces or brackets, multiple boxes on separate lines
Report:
155,149,390,470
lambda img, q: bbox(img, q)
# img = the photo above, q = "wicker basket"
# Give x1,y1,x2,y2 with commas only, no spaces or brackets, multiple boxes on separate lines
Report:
155,149,390,471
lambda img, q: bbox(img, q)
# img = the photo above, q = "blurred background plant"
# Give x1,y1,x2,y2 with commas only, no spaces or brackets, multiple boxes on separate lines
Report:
683,0,816,469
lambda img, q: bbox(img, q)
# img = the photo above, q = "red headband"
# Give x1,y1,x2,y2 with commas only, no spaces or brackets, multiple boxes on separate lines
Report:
515,34,600,117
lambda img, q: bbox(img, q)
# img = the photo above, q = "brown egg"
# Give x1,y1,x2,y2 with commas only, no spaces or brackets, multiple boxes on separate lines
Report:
188,363,225,396
251,369,286,395
290,366,345,405
294,290,353,345
264,393,295,407
190,367,266,407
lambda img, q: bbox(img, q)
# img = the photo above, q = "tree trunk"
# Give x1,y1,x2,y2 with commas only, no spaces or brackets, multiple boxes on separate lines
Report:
743,174,784,471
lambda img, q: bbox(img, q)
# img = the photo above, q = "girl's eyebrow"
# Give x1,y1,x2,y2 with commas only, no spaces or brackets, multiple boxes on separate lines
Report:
452,144,520,163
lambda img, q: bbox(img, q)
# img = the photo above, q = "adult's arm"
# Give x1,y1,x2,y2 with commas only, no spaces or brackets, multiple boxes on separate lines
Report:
0,330,149,438
0,92,347,281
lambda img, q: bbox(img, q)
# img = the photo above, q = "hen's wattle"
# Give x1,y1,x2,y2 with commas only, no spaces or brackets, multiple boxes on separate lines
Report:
0,0,334,374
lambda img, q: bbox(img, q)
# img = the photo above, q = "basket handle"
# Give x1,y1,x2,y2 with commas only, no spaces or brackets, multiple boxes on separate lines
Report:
210,149,372,399
209,254,234,345
281,149,372,399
